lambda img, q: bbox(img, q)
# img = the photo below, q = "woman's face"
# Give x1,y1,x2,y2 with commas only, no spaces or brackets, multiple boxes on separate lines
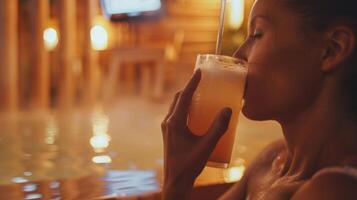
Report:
235,0,325,121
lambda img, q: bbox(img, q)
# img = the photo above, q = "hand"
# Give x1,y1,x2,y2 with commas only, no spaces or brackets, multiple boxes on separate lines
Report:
161,69,232,200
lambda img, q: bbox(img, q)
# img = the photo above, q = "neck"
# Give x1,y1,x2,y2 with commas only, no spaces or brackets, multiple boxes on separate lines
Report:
278,79,357,179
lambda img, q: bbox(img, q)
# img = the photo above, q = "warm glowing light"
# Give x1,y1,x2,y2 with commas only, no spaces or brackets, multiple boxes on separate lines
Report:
92,112,109,135
223,165,246,182
90,110,111,152
92,155,112,164
90,25,108,50
90,135,110,150
43,27,59,51
229,0,245,30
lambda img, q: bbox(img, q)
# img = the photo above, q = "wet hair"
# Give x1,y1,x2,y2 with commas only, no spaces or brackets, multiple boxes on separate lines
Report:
283,0,357,116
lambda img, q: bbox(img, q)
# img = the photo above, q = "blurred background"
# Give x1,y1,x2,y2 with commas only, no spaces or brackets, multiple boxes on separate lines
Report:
0,0,282,199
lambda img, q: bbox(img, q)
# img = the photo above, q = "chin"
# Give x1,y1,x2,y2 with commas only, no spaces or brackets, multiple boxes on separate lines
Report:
242,103,272,121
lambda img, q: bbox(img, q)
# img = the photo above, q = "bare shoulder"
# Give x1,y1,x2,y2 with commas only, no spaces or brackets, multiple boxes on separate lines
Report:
219,139,286,200
292,167,357,200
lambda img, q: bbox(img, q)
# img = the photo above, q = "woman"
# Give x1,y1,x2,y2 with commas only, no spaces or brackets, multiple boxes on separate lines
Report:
161,0,357,199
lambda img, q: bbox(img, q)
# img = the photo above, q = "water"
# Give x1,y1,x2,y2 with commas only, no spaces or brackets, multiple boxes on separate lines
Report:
0,108,161,199
0,97,282,198
0,170,160,199
0,111,99,184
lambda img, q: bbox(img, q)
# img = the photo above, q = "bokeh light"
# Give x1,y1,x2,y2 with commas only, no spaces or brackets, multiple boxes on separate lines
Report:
43,27,59,51
90,25,109,50
229,0,245,30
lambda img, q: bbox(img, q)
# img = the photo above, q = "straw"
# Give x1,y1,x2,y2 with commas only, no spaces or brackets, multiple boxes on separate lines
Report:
215,0,227,55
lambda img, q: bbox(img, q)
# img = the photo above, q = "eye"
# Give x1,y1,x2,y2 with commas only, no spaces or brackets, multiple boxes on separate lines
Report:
249,30,263,39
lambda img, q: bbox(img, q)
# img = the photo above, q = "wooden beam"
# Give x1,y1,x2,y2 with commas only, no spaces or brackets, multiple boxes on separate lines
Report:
82,0,99,108
0,0,18,112
31,0,50,109
58,0,76,108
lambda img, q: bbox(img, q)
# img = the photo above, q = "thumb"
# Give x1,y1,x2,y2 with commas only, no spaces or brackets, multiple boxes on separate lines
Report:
204,107,232,145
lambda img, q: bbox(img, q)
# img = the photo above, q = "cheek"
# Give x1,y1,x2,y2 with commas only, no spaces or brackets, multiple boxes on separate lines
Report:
242,62,279,120
242,39,322,120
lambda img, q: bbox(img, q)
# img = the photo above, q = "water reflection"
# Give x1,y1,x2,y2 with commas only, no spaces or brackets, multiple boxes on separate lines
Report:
23,183,37,192
92,155,112,164
223,165,245,182
90,135,110,151
11,177,28,184
90,109,112,164
0,169,161,199
223,158,246,182
0,110,161,199
0,111,100,183
44,116,58,145
21,113,54,181
0,114,25,185
24,193,42,200
50,112,93,178
103,170,160,197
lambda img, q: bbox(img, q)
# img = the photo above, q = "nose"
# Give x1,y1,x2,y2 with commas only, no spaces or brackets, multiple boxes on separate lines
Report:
233,42,248,62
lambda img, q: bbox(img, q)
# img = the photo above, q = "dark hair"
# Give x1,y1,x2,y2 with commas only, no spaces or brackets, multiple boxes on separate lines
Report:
283,0,357,116
283,0,357,30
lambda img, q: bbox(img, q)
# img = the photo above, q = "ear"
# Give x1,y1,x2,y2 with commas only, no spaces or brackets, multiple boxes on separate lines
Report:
321,26,356,72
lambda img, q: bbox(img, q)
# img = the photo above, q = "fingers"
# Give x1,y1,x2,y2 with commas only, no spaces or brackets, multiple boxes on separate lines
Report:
204,108,232,147
170,69,201,125
164,92,181,122
162,92,181,130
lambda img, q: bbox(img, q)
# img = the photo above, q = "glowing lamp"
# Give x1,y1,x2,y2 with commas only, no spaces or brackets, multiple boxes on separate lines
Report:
90,25,109,51
43,27,59,51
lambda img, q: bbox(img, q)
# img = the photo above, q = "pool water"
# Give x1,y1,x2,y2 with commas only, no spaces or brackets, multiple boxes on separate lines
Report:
0,97,282,199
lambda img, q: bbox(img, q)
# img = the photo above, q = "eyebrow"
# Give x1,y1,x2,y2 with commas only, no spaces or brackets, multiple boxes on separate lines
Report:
249,15,272,29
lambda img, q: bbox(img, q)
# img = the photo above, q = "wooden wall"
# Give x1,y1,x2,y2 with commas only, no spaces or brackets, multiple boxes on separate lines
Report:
129,0,222,68
3,0,255,110
119,0,254,72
